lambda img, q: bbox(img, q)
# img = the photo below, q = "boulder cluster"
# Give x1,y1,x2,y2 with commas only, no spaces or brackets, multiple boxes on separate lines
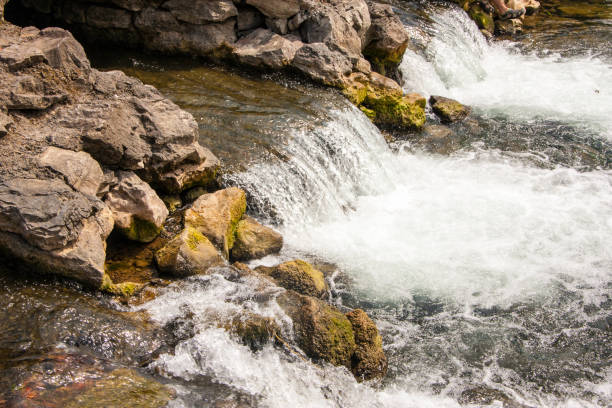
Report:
6,0,427,129
454,0,541,36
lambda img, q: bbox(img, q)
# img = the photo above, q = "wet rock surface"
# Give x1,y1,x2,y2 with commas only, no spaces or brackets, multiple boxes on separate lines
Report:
257,260,328,298
231,216,283,261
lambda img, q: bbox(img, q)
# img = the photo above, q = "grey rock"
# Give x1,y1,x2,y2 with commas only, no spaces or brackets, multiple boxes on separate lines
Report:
86,6,133,29
105,171,169,243
292,43,352,86
0,109,11,136
164,0,238,24
39,147,104,197
155,227,224,277
363,1,409,76
246,0,299,19
234,29,302,69
266,17,288,35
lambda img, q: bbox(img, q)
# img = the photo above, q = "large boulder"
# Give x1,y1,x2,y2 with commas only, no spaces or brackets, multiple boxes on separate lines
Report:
164,0,238,24
0,178,113,287
231,216,283,261
300,0,370,57
292,42,353,86
105,171,169,243
429,95,471,123
233,29,303,69
38,146,104,197
184,187,247,258
346,308,387,381
363,1,409,78
257,260,327,298
277,290,356,367
155,227,224,277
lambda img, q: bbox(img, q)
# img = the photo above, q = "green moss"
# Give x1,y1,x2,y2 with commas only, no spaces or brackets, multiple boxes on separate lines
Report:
294,260,326,294
120,217,162,243
363,93,426,130
225,191,247,251
100,273,142,297
341,82,368,106
468,5,494,33
360,106,376,120
325,313,356,366
186,227,207,251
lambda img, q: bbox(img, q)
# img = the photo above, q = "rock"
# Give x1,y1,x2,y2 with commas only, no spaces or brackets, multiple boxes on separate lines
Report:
361,72,426,129
184,187,247,258
231,216,283,261
277,290,355,367
233,29,302,69
155,227,224,277
300,0,370,57
287,11,307,32
429,95,471,123
468,4,495,34
1,73,68,110
164,0,238,24
495,18,523,36
105,171,169,243
184,186,208,203
162,194,182,212
292,43,353,86
86,5,133,29
266,17,289,35
0,178,113,287
0,109,12,136
0,27,90,75
237,6,265,32
346,309,387,381
227,313,280,351
256,260,327,298
507,0,540,15
420,124,461,155
459,386,530,408
363,1,409,77
38,147,104,197
246,0,300,19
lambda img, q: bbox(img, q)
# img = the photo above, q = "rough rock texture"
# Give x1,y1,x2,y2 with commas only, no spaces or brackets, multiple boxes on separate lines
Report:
7,0,425,130
0,25,220,288
278,290,356,367
155,227,224,277
233,28,302,69
257,260,327,298
105,171,169,243
38,146,104,197
346,308,388,381
452,0,539,37
363,1,409,78
184,187,247,258
231,216,283,261
429,95,471,123
227,312,280,352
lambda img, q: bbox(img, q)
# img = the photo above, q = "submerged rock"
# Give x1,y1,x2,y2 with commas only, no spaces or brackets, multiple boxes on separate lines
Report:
155,227,224,277
105,171,169,243
346,308,387,381
278,290,356,367
429,95,471,123
231,216,283,261
184,187,247,259
257,260,327,298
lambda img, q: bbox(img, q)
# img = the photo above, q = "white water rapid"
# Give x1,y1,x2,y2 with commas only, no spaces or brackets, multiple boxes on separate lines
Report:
143,4,612,407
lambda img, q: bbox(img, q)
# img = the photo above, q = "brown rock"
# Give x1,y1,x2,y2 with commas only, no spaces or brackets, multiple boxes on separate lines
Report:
237,6,265,31
346,309,388,381
38,147,104,197
231,216,283,261
292,43,352,86
246,0,300,19
184,187,247,258
155,227,224,277
429,95,471,123
256,260,327,298
233,29,302,69
164,0,238,24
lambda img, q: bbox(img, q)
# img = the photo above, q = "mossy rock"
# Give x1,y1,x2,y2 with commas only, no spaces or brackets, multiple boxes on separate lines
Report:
346,309,388,381
155,227,224,277
161,195,182,212
363,91,426,130
184,187,247,259
100,273,144,297
226,313,280,352
278,291,356,367
231,216,283,261
468,4,495,33
119,217,163,244
256,260,327,298
429,95,471,123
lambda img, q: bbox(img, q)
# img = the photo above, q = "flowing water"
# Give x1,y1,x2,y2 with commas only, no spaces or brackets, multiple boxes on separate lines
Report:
6,1,612,407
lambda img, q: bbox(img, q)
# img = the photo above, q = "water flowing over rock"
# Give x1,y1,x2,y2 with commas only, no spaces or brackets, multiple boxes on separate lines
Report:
0,25,220,288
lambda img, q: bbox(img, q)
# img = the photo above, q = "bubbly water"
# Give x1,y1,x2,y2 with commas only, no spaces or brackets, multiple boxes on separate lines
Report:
144,4,612,407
